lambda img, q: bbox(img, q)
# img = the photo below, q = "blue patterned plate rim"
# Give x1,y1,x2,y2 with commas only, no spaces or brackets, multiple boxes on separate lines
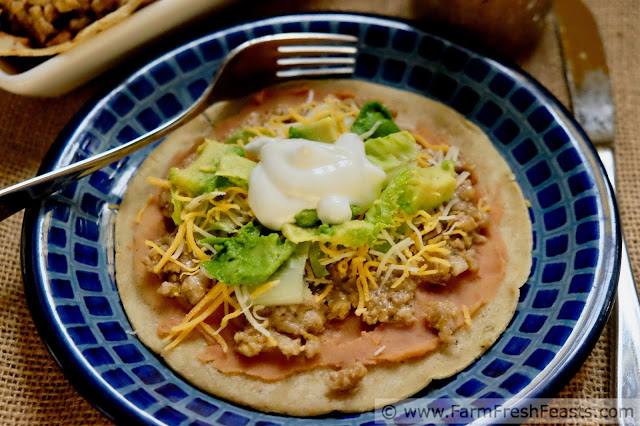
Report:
20,13,619,425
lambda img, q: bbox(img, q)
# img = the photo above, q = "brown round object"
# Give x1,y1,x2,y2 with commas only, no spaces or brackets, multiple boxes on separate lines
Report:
413,0,552,57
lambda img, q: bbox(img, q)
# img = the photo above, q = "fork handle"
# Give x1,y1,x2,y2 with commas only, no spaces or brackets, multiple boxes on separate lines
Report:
0,89,210,222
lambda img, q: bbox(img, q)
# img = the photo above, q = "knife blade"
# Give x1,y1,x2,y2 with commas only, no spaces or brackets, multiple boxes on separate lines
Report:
554,0,640,423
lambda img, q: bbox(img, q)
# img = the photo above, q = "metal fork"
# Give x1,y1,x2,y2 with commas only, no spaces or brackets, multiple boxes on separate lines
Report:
0,33,357,221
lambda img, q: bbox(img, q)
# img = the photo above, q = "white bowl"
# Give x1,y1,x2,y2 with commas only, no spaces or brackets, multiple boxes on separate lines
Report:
0,0,237,97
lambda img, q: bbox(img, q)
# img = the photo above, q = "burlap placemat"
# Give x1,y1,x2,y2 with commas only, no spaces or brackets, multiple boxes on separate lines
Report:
0,1,636,424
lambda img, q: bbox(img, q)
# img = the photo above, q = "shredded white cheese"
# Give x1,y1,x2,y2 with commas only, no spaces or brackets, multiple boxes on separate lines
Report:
305,89,314,105
171,239,185,260
373,345,387,356
456,171,471,187
359,120,383,139
375,237,414,278
235,287,275,345
185,190,226,211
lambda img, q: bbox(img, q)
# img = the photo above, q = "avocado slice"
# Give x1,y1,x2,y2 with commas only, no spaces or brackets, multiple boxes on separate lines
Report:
223,128,274,145
281,220,378,248
399,166,457,213
169,139,256,195
288,117,340,143
364,165,456,226
308,242,329,277
294,209,320,227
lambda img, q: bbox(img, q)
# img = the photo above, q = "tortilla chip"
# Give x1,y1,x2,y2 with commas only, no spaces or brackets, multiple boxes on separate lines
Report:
115,80,532,415
0,0,147,57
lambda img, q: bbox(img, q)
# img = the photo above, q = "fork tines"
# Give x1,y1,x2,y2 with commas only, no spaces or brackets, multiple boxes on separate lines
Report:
274,34,358,79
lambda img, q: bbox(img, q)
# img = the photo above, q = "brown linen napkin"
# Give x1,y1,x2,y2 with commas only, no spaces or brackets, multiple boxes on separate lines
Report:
0,87,112,424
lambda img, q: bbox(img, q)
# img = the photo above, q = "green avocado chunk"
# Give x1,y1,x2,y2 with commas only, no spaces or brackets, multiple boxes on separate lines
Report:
294,209,320,227
308,242,329,277
170,186,183,225
288,117,340,143
396,166,457,213
200,223,296,286
169,140,256,196
364,164,456,224
350,101,400,140
281,220,379,248
251,243,311,306
223,128,275,144
294,206,362,228
441,159,456,175
364,131,418,184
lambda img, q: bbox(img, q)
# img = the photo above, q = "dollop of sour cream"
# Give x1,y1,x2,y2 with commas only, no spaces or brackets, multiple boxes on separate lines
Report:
244,133,386,230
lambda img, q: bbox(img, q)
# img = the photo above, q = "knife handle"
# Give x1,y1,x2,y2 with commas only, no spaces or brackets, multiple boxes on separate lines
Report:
596,146,640,424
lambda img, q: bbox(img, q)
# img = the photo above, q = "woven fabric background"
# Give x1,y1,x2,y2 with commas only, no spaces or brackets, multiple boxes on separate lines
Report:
0,0,636,423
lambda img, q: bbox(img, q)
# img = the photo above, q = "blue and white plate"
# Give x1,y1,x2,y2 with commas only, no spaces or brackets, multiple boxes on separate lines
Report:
21,14,619,425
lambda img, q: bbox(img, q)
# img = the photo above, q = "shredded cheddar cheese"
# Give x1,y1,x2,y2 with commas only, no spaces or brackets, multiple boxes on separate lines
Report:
199,323,228,353
250,280,280,299
164,282,229,350
146,176,171,188
315,284,334,302
462,304,472,326
136,195,153,223
414,133,449,152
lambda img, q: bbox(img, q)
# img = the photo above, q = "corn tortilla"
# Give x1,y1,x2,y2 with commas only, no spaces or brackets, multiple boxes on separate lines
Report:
115,80,532,415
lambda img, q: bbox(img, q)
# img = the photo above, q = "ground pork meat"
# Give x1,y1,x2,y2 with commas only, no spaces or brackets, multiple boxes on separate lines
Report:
233,326,320,359
454,200,489,230
234,327,273,357
143,233,197,278
303,338,321,358
460,248,479,273
0,0,141,47
361,279,417,325
420,263,454,285
262,300,327,336
448,237,465,252
423,299,460,343
143,245,184,277
155,272,211,307
236,111,262,129
324,270,419,325
454,177,475,201
157,281,180,298
325,286,352,320
448,254,469,276
325,269,357,321
159,187,173,219
233,301,328,358
142,233,212,305
180,270,210,306
327,362,367,392
91,0,119,15
455,213,479,233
